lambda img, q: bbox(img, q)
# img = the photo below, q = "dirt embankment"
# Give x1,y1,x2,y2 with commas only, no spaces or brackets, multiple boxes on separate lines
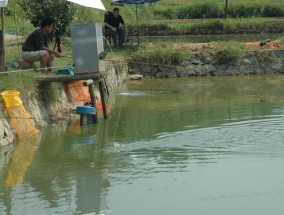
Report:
244,40,283,50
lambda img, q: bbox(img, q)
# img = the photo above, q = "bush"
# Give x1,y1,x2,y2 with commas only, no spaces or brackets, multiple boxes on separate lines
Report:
153,8,178,19
188,20,226,34
263,5,284,17
152,2,284,19
177,2,224,19
214,41,246,64
131,47,188,65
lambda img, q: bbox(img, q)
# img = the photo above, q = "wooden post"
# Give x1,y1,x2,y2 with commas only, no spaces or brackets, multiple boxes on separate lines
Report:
83,79,98,123
89,84,98,123
98,79,108,119
225,0,228,20
0,7,5,72
136,4,140,45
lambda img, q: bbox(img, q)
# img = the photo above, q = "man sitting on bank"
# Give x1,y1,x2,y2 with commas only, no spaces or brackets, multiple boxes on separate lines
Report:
22,19,61,71
104,8,125,48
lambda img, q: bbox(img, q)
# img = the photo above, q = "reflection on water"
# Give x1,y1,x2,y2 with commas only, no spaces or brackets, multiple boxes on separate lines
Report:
1,75,284,214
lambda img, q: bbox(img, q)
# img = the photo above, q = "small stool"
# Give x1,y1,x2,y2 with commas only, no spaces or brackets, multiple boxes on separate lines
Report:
18,60,34,70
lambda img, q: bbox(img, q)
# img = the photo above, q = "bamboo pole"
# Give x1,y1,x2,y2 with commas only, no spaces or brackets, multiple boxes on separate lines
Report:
225,0,228,20
0,7,5,72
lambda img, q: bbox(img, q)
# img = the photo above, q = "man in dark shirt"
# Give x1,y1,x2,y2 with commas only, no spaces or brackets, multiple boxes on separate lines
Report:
22,19,61,70
104,8,125,48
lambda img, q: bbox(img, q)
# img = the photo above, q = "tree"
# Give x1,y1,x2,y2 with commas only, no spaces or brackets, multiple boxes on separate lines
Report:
20,0,76,36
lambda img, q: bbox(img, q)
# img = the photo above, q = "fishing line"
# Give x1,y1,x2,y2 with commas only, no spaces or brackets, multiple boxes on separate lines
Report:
111,103,123,144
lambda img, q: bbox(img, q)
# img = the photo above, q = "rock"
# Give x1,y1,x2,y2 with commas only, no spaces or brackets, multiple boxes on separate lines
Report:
0,138,9,147
176,71,189,78
0,119,14,147
270,60,282,72
214,65,229,76
226,66,240,75
155,72,166,78
191,58,204,65
129,74,144,80
242,58,252,64
196,64,216,76
165,72,177,78
0,121,4,135
187,65,197,76
204,56,214,64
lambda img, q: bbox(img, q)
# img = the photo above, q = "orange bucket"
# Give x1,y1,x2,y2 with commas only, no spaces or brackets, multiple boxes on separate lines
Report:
96,101,111,112
64,80,91,103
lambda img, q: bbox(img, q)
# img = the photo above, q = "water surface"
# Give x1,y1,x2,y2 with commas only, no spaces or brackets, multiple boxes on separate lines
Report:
1,75,284,215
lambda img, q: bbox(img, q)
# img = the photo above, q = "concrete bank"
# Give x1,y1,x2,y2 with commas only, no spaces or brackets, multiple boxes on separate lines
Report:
0,63,128,147
130,49,284,78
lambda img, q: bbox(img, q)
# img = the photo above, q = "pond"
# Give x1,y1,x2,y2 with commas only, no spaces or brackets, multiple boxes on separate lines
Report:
1,75,284,215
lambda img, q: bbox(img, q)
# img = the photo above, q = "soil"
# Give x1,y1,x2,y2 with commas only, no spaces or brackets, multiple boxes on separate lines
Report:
244,41,283,50
147,40,284,52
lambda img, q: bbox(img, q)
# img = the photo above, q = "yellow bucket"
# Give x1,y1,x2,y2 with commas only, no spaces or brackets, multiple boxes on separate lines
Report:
1,90,23,108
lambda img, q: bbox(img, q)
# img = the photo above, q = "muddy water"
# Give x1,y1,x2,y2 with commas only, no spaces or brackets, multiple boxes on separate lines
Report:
1,75,284,215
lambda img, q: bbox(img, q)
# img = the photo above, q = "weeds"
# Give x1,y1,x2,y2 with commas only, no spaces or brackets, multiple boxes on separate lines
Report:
127,18,284,36
0,72,40,96
130,45,188,65
214,41,246,64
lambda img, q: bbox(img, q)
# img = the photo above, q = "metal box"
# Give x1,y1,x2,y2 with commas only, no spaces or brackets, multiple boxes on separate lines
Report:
71,23,105,74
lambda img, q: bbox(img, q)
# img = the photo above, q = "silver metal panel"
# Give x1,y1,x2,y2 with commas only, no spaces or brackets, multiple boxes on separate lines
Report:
71,23,105,74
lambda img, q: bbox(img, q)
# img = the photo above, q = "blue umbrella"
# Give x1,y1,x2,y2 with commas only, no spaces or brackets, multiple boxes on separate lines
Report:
112,0,160,3
111,0,161,44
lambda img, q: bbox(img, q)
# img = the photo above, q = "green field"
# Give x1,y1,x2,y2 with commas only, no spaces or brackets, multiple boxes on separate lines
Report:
4,0,284,35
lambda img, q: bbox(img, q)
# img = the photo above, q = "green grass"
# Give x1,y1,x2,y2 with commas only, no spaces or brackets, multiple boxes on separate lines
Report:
130,45,189,65
126,17,284,35
4,0,35,35
0,72,40,94
214,41,246,64
4,0,284,36
98,0,284,21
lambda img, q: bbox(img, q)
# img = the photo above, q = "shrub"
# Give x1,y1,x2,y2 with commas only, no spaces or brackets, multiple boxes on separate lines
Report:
214,41,246,64
131,47,188,65
263,5,284,17
153,8,178,19
20,0,76,36
177,2,224,19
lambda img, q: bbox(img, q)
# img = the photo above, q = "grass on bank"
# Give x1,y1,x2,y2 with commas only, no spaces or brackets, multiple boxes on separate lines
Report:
105,40,247,65
214,41,246,63
133,17,284,35
130,45,189,65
